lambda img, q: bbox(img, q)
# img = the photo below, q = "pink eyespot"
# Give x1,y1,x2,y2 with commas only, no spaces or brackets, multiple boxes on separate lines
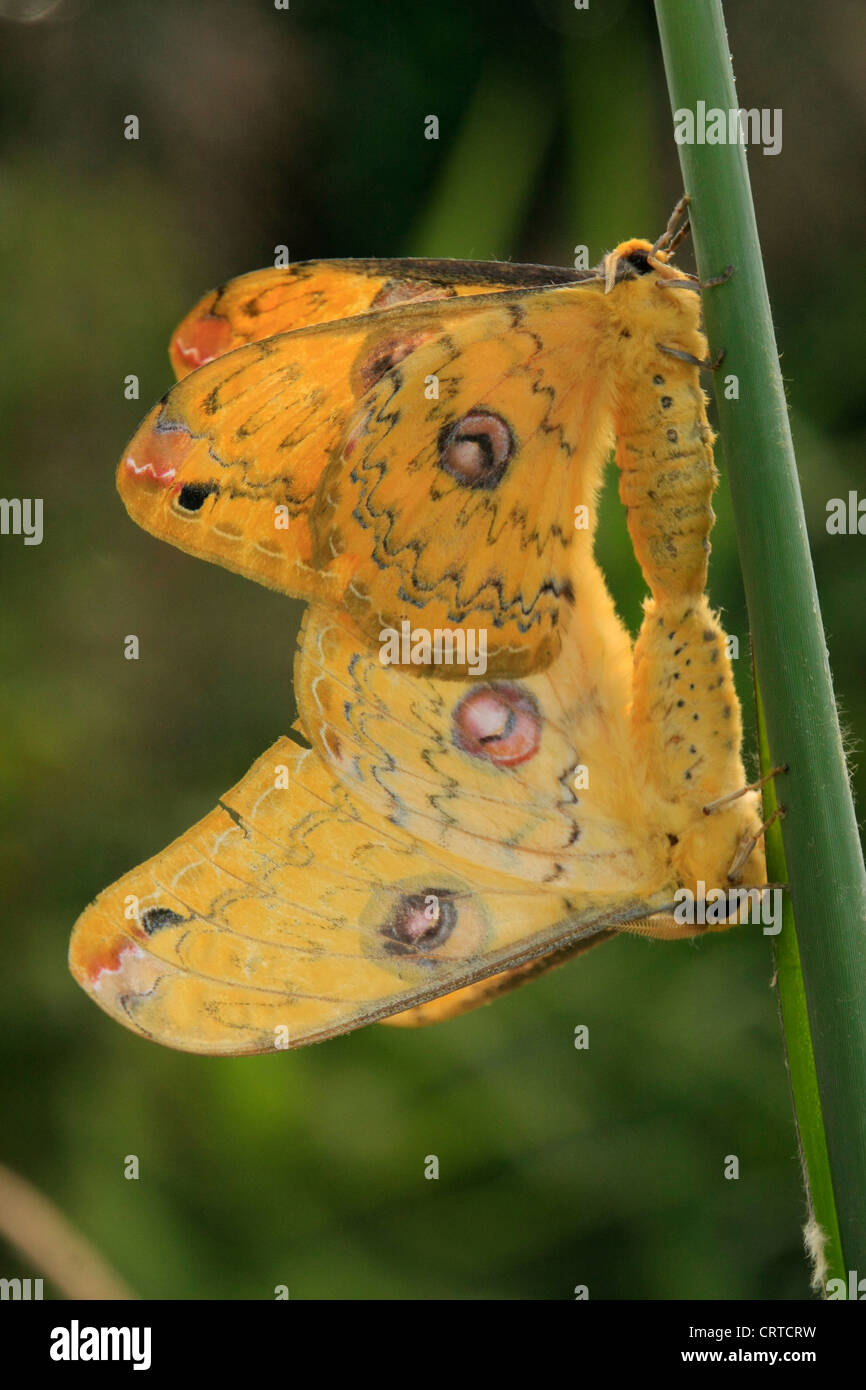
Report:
452,684,542,768
438,411,514,489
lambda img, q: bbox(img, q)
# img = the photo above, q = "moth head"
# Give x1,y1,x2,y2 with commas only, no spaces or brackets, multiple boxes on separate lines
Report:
600,238,670,294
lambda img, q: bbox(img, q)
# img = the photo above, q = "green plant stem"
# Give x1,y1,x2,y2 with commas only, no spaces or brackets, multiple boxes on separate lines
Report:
756,678,844,1286
655,0,866,1272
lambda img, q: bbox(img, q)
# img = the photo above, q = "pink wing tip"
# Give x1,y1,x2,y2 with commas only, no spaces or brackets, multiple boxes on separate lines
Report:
172,314,235,372
121,421,196,490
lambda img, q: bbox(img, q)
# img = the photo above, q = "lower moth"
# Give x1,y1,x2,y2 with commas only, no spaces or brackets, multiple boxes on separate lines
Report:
70,201,770,1054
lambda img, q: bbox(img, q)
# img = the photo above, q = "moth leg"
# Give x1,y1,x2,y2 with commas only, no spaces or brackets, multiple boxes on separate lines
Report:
660,265,736,293
700,264,736,288
657,342,726,370
727,806,786,883
655,277,702,293
703,764,789,816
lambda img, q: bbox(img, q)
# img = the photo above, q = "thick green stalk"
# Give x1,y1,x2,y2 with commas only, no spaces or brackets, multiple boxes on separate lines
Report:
757,679,844,1287
655,0,866,1272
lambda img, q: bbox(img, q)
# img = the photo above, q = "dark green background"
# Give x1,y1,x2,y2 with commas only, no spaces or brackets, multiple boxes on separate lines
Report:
1,0,863,1299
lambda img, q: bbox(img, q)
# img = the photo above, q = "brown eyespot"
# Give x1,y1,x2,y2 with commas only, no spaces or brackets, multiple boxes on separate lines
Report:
363,878,490,972
380,890,458,955
370,279,456,309
437,411,514,489
353,331,432,395
452,684,542,767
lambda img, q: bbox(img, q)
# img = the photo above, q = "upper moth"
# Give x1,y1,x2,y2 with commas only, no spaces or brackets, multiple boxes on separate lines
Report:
70,205,769,1054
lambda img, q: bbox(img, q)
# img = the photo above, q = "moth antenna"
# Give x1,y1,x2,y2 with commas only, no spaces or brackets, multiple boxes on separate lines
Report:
651,196,691,256
664,217,692,258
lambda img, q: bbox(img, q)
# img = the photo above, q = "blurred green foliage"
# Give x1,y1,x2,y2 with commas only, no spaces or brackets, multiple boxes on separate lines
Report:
0,0,863,1299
